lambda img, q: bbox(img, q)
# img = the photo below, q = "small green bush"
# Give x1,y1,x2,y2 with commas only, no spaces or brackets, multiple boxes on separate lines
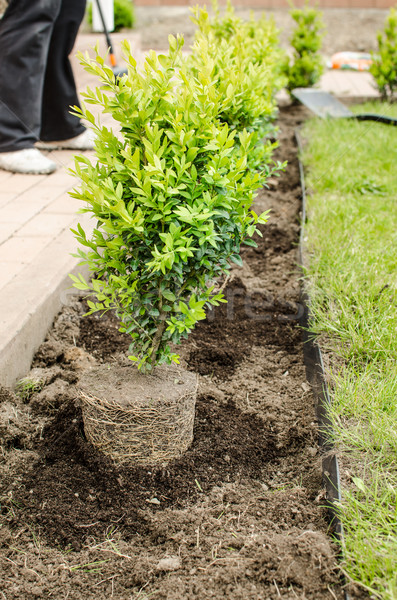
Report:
70,36,272,370
370,7,397,101
189,3,286,173
284,2,324,94
114,0,134,31
87,0,135,32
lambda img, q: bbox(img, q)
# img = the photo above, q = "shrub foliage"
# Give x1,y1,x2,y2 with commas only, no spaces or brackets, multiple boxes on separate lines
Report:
189,4,286,173
284,2,324,93
70,9,284,371
370,7,397,101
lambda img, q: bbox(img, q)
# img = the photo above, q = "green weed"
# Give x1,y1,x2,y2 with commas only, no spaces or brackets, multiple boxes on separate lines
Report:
15,376,44,402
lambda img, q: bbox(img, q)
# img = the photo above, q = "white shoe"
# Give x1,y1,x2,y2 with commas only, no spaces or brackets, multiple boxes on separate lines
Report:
0,148,57,174
36,129,95,151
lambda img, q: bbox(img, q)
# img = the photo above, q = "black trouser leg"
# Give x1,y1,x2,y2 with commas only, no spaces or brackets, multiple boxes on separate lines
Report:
0,0,61,152
40,0,87,142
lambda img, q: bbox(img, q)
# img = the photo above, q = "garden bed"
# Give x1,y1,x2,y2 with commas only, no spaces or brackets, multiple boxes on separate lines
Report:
0,105,362,600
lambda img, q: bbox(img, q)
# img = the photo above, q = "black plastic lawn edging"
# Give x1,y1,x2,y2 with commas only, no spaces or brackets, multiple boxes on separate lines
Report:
295,128,351,600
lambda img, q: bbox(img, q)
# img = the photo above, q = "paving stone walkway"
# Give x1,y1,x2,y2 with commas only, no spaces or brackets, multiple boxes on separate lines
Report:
0,30,379,388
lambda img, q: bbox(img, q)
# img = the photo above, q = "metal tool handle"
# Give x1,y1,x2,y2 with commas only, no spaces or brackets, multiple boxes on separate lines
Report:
94,0,115,59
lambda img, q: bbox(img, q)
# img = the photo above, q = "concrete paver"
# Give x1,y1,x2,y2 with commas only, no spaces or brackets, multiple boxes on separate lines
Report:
0,223,19,245
0,192,15,209
42,192,83,215
0,214,94,388
0,28,380,388
1,261,25,289
15,212,73,238
320,69,378,97
0,174,48,194
0,236,54,264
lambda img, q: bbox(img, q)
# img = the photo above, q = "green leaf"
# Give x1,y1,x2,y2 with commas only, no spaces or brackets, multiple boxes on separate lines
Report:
230,254,244,267
162,290,176,302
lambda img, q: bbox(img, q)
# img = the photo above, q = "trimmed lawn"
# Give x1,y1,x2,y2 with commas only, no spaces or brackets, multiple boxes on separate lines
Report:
302,102,397,600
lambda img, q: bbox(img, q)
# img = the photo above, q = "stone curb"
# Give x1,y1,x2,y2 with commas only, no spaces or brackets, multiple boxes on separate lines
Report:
0,214,92,388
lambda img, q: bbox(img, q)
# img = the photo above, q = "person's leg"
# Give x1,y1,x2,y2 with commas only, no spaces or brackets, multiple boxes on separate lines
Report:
0,0,61,152
39,0,87,142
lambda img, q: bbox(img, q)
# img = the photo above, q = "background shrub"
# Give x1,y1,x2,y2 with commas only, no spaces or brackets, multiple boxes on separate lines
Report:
284,2,324,93
114,0,135,31
370,7,397,101
188,3,286,174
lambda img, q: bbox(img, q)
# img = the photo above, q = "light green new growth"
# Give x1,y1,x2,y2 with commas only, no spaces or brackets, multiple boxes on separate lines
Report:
370,7,397,101
70,30,281,371
189,1,286,172
284,1,324,94
302,103,397,600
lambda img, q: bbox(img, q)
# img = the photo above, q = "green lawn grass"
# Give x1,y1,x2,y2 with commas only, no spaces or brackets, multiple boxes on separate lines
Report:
302,102,397,600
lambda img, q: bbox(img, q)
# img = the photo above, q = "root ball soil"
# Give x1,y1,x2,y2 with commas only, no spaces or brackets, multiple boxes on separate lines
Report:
79,364,197,466
0,106,357,599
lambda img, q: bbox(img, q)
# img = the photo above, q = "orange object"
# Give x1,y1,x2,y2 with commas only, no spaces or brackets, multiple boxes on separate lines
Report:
329,52,372,71
109,53,117,68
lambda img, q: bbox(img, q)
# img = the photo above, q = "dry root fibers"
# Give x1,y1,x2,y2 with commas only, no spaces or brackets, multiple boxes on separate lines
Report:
79,364,198,466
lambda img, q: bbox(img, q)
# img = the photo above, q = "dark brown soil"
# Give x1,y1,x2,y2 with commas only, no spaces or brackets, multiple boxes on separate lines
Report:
0,105,362,600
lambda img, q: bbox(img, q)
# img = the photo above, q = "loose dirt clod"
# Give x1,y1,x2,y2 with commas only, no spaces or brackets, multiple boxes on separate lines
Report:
156,556,182,571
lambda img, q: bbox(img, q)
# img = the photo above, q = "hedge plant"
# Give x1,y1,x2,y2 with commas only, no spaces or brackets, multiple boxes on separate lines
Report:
70,36,275,371
284,2,324,94
188,4,286,174
370,7,397,101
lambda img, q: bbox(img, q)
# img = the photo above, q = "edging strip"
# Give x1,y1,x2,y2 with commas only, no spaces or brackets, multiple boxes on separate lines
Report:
295,128,350,600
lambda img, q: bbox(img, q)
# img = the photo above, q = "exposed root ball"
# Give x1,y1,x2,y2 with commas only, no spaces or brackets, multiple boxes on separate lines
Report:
79,364,197,466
